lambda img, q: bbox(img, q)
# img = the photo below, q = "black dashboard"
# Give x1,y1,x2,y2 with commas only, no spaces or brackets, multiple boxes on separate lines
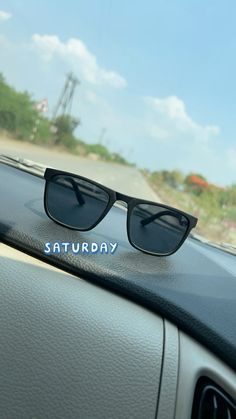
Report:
0,160,236,418
0,161,236,371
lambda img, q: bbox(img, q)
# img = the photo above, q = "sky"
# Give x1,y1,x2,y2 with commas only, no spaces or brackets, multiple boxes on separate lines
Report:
0,0,236,186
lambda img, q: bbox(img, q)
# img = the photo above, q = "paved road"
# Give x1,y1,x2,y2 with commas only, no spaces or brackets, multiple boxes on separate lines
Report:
0,137,158,201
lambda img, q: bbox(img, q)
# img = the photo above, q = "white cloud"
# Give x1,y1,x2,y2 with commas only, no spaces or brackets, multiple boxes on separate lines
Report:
0,10,11,21
135,94,233,184
145,95,220,144
32,34,127,89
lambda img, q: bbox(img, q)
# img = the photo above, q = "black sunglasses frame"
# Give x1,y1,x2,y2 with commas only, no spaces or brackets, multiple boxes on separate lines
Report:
44,168,198,256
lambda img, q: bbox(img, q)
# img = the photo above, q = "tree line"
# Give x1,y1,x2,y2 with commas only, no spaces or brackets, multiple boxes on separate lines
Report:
0,73,129,164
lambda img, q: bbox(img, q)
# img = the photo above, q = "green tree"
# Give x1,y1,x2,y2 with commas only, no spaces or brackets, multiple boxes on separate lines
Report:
227,185,236,206
0,74,37,139
149,169,184,188
168,170,184,188
53,115,80,150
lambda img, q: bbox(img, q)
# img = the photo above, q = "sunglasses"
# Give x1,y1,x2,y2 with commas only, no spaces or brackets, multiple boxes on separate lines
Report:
44,168,198,256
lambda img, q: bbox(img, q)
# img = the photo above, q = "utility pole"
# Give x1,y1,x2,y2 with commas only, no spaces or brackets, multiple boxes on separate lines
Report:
98,127,107,145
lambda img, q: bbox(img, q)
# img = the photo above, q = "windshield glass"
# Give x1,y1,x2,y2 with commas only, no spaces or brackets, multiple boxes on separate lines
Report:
0,1,235,254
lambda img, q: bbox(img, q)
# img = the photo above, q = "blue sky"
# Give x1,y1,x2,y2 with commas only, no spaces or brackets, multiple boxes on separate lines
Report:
0,0,236,185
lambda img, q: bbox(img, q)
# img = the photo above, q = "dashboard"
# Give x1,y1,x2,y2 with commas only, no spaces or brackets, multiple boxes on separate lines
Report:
0,160,236,418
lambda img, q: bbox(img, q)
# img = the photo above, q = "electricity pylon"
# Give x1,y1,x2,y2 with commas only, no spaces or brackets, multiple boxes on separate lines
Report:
53,72,80,120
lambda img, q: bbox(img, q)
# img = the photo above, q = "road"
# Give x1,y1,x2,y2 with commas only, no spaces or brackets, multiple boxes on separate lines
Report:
0,137,158,201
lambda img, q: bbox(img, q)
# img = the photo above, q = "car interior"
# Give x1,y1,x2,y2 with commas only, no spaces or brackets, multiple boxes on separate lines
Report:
0,158,236,418
1,2,236,418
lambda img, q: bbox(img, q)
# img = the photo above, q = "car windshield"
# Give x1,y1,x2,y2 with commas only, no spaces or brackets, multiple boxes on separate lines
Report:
0,1,235,254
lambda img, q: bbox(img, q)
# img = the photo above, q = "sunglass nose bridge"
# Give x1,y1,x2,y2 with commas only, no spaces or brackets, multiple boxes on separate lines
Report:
115,191,131,204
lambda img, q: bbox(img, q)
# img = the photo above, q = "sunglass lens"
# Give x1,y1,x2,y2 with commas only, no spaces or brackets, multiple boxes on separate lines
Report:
129,203,189,255
45,175,110,230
